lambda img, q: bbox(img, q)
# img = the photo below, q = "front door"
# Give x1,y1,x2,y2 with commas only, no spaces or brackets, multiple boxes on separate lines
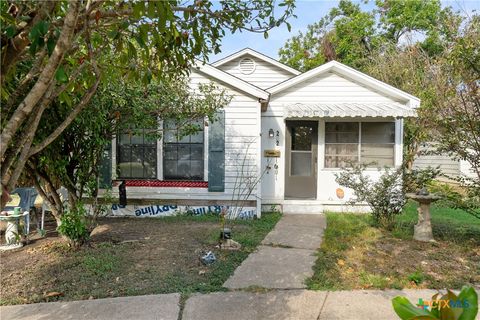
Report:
285,121,318,199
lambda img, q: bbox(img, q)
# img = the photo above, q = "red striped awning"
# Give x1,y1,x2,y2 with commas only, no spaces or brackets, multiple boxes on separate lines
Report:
119,180,208,188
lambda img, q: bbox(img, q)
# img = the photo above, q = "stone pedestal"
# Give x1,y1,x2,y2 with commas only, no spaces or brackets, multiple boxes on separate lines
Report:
413,204,434,242
0,211,28,251
406,193,440,243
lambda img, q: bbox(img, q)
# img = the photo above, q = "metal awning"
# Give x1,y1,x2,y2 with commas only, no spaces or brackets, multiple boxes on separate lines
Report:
285,102,417,118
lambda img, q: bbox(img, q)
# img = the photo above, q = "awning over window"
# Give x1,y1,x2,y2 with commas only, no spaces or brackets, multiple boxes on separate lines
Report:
286,102,416,118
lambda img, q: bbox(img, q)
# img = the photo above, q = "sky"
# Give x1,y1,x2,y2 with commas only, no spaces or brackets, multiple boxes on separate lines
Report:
209,0,480,63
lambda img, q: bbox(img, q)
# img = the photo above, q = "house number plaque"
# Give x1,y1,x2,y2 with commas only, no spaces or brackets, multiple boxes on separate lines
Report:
264,150,280,157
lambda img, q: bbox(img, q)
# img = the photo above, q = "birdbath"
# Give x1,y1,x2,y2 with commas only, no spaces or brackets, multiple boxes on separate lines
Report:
0,210,28,251
406,189,441,242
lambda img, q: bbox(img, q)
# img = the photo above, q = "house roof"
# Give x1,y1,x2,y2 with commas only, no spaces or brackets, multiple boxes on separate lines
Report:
212,48,301,76
286,102,416,118
267,60,420,108
193,61,270,100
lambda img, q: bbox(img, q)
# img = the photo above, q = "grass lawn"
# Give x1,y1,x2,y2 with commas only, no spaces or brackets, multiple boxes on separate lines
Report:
0,213,281,305
307,201,480,291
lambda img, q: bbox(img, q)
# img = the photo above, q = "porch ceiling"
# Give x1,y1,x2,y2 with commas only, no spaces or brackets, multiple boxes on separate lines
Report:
286,102,416,118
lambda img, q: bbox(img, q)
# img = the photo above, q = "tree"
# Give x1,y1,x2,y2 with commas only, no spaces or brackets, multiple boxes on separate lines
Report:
25,76,231,231
1,0,295,208
278,0,448,72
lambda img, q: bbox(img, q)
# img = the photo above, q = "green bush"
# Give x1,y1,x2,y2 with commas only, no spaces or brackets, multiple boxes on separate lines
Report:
57,204,90,246
335,164,405,229
403,166,441,193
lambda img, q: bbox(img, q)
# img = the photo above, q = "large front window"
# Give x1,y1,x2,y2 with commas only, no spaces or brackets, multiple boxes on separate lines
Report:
117,129,157,178
325,122,395,168
163,120,204,180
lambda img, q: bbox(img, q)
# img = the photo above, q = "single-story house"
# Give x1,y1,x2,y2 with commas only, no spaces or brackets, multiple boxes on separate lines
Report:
101,48,419,218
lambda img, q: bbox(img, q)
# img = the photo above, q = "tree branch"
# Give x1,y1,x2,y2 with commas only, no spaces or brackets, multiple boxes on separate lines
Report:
28,65,101,157
0,0,81,160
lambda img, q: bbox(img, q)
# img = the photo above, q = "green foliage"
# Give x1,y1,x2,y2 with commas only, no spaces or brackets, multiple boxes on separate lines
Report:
278,0,448,72
403,167,441,193
82,253,119,277
392,286,478,320
335,164,406,229
57,203,90,246
407,269,426,285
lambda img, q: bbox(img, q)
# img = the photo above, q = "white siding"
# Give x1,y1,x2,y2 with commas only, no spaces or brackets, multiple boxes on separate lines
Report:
217,54,294,89
413,145,461,178
267,72,402,117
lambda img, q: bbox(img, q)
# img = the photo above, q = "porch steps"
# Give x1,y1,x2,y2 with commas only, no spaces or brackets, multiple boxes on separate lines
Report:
282,201,324,214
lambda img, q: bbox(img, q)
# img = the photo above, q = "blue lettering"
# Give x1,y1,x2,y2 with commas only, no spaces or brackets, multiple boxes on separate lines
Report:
450,300,462,308
155,205,163,214
134,209,141,216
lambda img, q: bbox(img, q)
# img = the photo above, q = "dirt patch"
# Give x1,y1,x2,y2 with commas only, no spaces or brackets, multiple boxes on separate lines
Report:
308,213,480,291
0,214,280,305
340,233,480,289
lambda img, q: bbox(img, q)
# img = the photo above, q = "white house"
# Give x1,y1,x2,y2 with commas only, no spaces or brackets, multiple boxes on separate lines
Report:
102,48,419,218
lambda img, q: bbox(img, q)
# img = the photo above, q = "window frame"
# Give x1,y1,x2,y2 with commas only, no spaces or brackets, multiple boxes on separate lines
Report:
162,119,207,182
324,121,396,169
116,128,158,179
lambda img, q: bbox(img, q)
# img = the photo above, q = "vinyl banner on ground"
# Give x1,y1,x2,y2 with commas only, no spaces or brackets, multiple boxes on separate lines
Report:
110,204,256,219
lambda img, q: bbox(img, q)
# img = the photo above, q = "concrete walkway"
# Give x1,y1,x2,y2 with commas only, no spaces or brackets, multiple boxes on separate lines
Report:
224,214,326,289
0,294,180,320
2,289,457,320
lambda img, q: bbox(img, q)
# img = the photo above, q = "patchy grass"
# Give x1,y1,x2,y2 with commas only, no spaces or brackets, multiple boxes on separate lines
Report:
0,213,281,305
307,203,480,291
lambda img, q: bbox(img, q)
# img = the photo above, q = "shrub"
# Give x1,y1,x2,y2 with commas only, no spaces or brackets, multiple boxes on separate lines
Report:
403,166,441,193
57,203,90,246
335,164,405,229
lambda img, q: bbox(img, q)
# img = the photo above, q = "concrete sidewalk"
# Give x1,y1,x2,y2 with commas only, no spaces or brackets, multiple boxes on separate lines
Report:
2,289,460,320
0,294,180,320
183,289,442,320
224,214,326,289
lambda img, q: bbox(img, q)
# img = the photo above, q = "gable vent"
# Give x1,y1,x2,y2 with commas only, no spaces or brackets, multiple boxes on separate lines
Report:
238,57,256,75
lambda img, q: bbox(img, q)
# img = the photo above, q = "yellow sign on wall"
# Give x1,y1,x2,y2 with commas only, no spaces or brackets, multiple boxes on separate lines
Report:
264,150,280,157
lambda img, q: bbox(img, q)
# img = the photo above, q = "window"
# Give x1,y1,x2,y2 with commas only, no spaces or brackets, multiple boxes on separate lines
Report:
325,122,395,168
117,129,157,178
291,126,313,176
163,120,204,180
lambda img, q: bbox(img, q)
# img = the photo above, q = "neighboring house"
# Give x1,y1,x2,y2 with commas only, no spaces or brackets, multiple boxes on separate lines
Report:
101,48,419,217
413,143,476,181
